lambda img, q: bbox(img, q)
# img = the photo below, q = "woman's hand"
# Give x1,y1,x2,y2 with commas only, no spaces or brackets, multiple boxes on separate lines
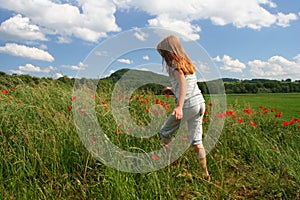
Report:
172,105,183,120
162,86,172,94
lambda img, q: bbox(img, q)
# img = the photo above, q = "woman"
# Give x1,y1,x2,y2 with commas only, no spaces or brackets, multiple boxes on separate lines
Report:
157,35,210,180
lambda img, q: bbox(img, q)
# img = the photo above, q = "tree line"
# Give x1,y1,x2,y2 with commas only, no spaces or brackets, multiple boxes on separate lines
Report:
1,71,299,94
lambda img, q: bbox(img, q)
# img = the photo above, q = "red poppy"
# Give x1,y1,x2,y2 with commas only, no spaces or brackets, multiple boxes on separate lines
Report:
274,112,282,117
283,121,289,126
244,108,251,115
152,155,159,160
1,89,8,95
298,125,300,129
116,129,121,134
216,113,224,118
204,110,209,115
92,94,97,98
145,109,150,113
155,98,163,105
271,108,277,112
238,119,244,123
68,105,72,111
250,121,257,127
91,137,97,143
102,101,107,105
72,96,77,101
203,117,207,122
209,102,213,107
165,93,170,98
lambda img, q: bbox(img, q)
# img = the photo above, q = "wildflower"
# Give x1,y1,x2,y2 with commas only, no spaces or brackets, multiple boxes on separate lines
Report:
183,137,188,141
102,101,107,105
274,112,282,117
204,110,209,115
283,121,289,126
165,93,170,98
116,129,121,134
244,108,251,115
91,137,97,143
271,108,277,112
92,94,97,98
152,155,159,160
209,102,213,107
216,113,224,118
250,121,257,127
1,89,8,95
298,125,300,129
145,109,150,113
203,117,207,122
238,119,244,123
72,96,77,101
155,98,163,105
68,105,72,111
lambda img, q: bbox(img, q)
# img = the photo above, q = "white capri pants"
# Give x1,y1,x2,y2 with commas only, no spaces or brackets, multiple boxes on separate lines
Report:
160,102,205,145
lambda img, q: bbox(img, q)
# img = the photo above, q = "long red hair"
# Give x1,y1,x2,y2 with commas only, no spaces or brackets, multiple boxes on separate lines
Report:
157,35,195,75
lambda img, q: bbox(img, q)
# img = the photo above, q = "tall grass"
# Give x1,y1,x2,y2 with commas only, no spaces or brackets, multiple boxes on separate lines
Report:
0,82,299,199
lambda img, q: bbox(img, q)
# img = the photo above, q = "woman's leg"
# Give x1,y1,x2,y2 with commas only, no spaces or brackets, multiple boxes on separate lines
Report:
193,144,210,180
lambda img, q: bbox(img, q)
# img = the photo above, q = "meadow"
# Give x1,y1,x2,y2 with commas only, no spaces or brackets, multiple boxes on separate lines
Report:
0,81,299,199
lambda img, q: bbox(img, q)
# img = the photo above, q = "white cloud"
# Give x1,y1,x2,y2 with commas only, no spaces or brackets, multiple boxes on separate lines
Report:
54,73,64,79
0,43,54,62
294,54,300,63
115,0,298,40
104,69,115,78
0,0,298,43
143,55,149,60
62,62,88,70
0,0,121,42
117,58,133,64
9,63,56,74
214,55,246,73
276,12,298,27
133,29,148,41
57,36,72,44
248,55,300,80
0,14,47,41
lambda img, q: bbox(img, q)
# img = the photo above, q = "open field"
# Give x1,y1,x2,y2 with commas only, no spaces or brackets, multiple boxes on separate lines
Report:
225,93,300,120
0,83,299,199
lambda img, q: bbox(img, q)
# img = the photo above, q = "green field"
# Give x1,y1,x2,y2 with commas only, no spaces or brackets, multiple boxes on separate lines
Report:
225,93,300,120
1,83,299,199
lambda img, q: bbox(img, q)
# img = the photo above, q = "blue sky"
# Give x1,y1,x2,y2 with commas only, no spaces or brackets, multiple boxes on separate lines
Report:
0,0,300,81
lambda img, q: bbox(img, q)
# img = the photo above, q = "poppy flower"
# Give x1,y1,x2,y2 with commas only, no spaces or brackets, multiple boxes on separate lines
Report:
244,108,251,115
274,112,282,117
250,121,257,127
209,102,213,107
1,89,8,95
216,113,224,118
102,101,107,105
283,121,289,126
91,137,97,143
238,119,244,123
203,117,207,122
271,108,277,112
72,96,77,101
165,93,170,98
152,155,159,160
68,105,72,111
